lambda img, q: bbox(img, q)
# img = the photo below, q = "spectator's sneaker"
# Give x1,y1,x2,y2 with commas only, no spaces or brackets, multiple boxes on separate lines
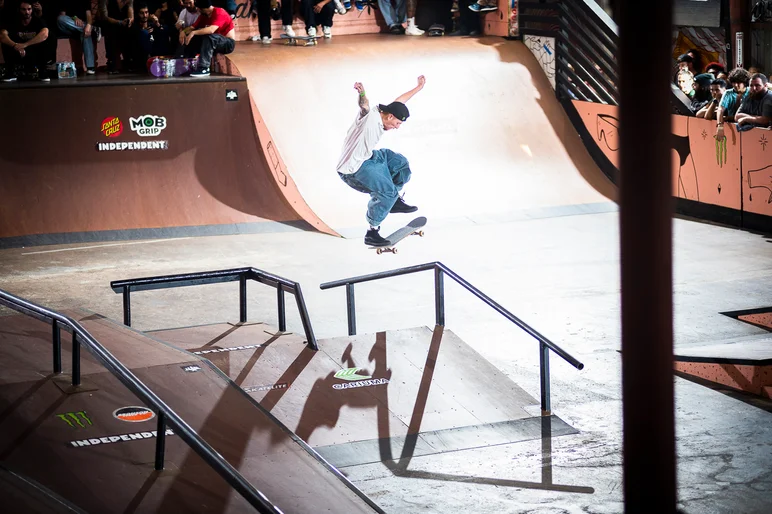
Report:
364,227,390,247
261,36,272,44
86,67,96,75
333,0,346,14
323,26,332,38
307,26,317,37
283,24,296,37
249,35,260,41
3,74,17,82
406,18,424,35
355,0,364,11
468,2,481,11
94,26,101,42
343,0,351,9
190,67,210,77
39,76,51,82
451,0,458,11
389,24,404,34
471,1,497,12
390,196,418,213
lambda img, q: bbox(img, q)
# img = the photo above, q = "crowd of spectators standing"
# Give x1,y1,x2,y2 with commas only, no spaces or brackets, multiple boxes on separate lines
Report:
0,0,492,79
673,49,771,138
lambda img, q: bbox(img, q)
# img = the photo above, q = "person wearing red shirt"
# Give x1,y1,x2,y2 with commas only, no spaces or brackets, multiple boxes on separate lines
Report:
179,0,234,77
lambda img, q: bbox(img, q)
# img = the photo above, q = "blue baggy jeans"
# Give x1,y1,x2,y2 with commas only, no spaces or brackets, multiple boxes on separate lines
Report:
57,15,95,68
339,149,412,227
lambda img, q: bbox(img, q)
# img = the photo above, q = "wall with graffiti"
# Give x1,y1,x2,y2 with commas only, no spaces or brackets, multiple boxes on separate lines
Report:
573,101,772,222
524,35,555,89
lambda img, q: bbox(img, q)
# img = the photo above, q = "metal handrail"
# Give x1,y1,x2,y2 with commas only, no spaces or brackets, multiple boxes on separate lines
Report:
110,267,318,350
0,289,283,514
320,262,584,414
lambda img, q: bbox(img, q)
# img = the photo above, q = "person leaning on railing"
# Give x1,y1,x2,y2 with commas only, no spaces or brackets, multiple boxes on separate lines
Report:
734,72,772,131
715,67,751,141
696,78,726,121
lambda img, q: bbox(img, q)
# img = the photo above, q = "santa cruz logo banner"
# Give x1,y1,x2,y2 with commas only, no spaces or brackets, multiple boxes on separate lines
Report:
101,117,123,138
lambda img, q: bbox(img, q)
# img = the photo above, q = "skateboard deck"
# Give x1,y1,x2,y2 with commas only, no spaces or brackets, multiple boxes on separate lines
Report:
370,216,427,254
148,56,199,78
280,34,321,46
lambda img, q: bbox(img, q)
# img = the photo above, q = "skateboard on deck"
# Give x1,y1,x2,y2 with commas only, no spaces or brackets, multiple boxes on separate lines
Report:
370,216,427,254
147,56,199,78
280,34,320,46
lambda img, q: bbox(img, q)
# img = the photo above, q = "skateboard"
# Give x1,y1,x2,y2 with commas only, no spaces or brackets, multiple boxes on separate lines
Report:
147,56,199,78
280,34,320,46
370,216,427,254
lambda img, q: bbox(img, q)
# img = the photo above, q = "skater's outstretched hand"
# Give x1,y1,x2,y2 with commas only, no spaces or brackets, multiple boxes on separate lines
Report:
416,75,426,89
355,82,369,116
354,82,365,95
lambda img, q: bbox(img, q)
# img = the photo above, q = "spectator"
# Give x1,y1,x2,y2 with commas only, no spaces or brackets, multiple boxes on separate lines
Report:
301,0,334,38
689,73,713,114
676,53,695,75
405,0,422,35
180,0,234,77
158,0,181,27
686,48,702,74
31,0,57,69
468,0,496,12
99,0,133,74
378,0,405,34
715,66,751,141
449,0,479,35
131,2,170,69
276,0,297,39
248,0,275,43
174,0,198,30
696,78,726,120
735,73,772,129
705,61,725,79
0,0,49,81
57,0,96,74
676,69,695,98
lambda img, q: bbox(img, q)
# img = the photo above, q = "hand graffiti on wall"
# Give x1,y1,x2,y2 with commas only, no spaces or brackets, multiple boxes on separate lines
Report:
747,165,772,204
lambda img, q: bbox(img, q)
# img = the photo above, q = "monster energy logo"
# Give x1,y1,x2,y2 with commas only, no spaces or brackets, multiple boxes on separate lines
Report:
716,136,727,167
57,411,92,428
334,367,372,381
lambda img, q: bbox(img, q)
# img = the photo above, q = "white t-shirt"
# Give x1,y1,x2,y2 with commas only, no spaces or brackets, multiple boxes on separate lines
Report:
178,9,200,28
336,106,385,175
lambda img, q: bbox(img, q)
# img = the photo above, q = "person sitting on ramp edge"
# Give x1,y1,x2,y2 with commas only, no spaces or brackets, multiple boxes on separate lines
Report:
335,75,426,247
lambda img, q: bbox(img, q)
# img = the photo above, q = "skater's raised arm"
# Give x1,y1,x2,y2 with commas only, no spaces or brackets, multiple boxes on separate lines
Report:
354,82,370,117
394,75,426,104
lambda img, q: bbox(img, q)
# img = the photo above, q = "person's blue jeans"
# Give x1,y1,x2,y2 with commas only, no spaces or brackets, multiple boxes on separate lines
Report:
378,0,407,27
57,15,95,68
339,149,412,227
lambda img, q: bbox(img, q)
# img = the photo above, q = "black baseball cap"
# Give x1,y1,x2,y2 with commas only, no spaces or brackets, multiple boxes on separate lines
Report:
378,102,410,121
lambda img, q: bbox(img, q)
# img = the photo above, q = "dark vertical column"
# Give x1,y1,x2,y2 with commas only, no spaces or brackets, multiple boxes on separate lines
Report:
729,0,750,69
619,0,676,512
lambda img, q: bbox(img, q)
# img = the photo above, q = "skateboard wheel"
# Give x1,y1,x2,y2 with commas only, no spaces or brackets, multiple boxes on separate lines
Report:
376,248,383,255
393,248,398,254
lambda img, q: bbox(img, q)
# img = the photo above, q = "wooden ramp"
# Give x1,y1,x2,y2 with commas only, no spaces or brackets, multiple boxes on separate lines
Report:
150,322,578,468
674,335,772,399
0,313,380,513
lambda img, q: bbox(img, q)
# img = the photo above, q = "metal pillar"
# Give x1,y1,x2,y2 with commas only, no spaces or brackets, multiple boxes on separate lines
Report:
619,0,676,512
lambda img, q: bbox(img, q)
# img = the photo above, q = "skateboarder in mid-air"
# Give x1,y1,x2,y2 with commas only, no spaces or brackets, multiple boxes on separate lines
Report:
336,76,426,246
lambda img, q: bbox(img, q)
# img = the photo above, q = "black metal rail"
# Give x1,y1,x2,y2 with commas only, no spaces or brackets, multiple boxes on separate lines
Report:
0,289,283,514
110,267,318,350
320,262,584,414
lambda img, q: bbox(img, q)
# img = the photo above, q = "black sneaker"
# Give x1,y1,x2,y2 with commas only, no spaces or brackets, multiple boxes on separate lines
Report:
190,67,210,78
390,196,418,213
365,227,390,247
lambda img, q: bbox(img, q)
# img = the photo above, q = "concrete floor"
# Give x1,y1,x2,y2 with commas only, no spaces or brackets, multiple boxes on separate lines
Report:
0,211,771,513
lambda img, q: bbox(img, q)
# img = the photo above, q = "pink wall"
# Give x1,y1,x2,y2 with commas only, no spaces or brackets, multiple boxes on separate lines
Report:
572,100,772,219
